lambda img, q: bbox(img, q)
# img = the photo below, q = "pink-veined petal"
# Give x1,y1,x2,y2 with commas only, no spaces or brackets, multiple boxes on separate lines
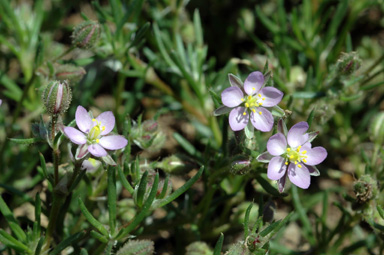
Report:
288,163,310,189
99,135,128,150
76,106,93,133
267,133,287,156
228,107,249,131
96,111,115,135
64,127,86,145
244,71,264,95
304,146,327,166
259,87,284,107
287,122,309,148
267,156,287,180
221,86,244,107
88,143,108,157
250,107,273,132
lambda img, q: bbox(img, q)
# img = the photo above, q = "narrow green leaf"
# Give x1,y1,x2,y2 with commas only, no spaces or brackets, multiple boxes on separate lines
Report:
193,9,203,46
108,166,117,236
306,108,316,128
34,236,45,255
377,205,384,220
9,137,42,145
173,133,202,159
90,230,108,243
213,233,224,255
129,22,150,49
255,175,283,197
116,173,159,240
157,166,204,208
117,165,134,194
0,229,31,253
78,198,109,237
136,171,149,208
243,203,253,239
49,231,86,255
158,175,170,199
33,193,41,238
0,196,26,242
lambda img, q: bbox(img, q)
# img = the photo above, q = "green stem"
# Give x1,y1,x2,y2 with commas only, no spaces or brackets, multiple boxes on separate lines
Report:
52,46,76,62
43,193,66,252
114,72,125,128
52,115,60,185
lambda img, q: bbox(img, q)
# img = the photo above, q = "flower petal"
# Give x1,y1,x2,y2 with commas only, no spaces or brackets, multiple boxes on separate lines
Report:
228,107,248,131
305,146,327,166
96,111,115,135
76,106,93,133
250,107,273,132
99,135,128,150
278,173,288,193
88,143,108,157
259,87,284,107
267,133,287,156
287,122,309,148
267,156,287,180
64,127,86,145
244,71,264,95
213,105,231,116
288,163,310,189
221,87,244,107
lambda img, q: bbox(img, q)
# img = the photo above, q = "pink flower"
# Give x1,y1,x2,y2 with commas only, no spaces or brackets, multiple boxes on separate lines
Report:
220,71,283,132
64,106,127,158
257,122,327,192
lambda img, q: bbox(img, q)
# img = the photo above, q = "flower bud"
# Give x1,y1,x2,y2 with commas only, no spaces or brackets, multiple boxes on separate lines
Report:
246,234,264,252
230,158,251,175
116,239,154,255
354,175,378,203
336,52,361,75
72,20,101,49
55,64,86,83
42,80,72,115
186,242,213,255
157,154,196,174
369,112,384,146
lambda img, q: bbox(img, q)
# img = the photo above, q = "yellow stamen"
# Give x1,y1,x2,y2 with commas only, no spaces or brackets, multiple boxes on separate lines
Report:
290,155,294,159
92,119,96,122
96,139,100,143
285,161,288,165
259,102,262,106
259,111,262,115
287,148,291,151
262,97,265,100
243,112,246,116
241,98,244,101
248,95,252,100
252,109,256,113
252,87,256,90
302,150,307,154
298,164,302,168
258,93,262,97
296,145,302,152
303,159,307,163
294,161,297,164
245,103,249,107
102,126,106,131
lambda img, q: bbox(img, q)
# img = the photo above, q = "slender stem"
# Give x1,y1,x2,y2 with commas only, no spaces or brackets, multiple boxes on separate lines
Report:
52,46,76,62
51,115,60,185
43,192,65,252
114,72,125,128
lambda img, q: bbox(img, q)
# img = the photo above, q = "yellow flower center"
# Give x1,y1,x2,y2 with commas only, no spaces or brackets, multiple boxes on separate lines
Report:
285,146,308,168
88,119,106,143
241,94,266,116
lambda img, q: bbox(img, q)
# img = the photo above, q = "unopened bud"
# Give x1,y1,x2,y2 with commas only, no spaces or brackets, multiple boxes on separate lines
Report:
336,52,361,75
369,112,384,146
354,175,378,203
116,239,154,255
42,80,72,115
186,242,213,255
157,154,196,174
142,120,158,133
72,20,101,49
230,158,251,175
246,234,264,252
55,64,86,83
